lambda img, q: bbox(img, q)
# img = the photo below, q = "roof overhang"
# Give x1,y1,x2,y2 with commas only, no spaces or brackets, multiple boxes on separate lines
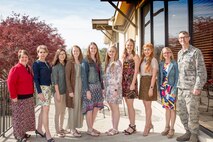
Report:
92,19,112,30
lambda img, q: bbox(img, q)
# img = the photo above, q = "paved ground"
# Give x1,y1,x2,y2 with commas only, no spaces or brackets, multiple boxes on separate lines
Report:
0,98,212,142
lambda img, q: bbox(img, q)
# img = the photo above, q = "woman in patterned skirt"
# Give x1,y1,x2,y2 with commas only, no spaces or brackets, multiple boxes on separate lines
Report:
81,42,104,136
66,45,84,137
104,45,122,136
139,43,158,136
7,50,35,142
122,39,140,135
158,47,178,138
33,45,54,142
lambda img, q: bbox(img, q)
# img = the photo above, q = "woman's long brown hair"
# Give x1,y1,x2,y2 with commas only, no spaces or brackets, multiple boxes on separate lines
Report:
86,42,101,64
122,38,135,60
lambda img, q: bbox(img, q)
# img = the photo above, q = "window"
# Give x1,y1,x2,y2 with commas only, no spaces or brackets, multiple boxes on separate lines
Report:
143,3,151,44
168,0,188,59
153,1,165,60
193,0,213,80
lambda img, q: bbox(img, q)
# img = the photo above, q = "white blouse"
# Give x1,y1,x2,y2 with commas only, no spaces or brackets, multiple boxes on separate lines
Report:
140,57,158,76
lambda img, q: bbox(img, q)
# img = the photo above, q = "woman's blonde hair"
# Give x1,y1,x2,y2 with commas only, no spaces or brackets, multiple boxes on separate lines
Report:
140,43,154,73
70,45,83,63
104,45,118,73
159,47,174,61
86,42,101,64
37,45,49,54
122,38,135,60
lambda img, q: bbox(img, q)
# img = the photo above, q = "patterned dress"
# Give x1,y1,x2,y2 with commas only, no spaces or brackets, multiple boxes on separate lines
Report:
160,63,176,110
104,60,122,104
122,59,138,99
81,59,104,114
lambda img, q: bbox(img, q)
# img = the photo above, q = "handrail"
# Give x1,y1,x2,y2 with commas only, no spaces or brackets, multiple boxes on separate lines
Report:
0,80,12,137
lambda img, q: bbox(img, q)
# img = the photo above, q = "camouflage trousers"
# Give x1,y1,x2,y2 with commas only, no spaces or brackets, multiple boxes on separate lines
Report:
177,88,200,135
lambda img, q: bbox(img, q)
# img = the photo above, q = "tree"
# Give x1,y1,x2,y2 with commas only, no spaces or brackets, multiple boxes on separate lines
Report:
0,13,65,80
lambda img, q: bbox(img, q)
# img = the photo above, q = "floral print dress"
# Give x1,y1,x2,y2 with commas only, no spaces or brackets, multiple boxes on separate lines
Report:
104,60,122,104
122,59,138,99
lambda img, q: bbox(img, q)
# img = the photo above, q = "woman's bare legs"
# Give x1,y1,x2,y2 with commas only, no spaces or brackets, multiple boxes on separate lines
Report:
143,100,153,136
124,98,136,133
86,111,93,131
42,106,52,140
109,103,120,130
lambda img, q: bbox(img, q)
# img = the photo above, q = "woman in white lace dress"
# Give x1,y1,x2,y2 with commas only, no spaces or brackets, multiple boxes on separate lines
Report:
104,45,122,136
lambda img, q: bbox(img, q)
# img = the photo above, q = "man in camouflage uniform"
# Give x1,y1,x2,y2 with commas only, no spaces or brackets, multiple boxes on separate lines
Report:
176,31,207,142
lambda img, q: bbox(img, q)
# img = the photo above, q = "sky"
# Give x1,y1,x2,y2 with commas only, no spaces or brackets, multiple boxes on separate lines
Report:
0,0,115,49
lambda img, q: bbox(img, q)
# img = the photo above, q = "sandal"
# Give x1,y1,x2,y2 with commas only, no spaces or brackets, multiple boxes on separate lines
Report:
106,129,119,136
17,137,28,142
56,132,65,138
70,130,81,137
167,129,175,138
105,128,113,134
93,128,101,134
161,126,170,136
87,129,99,137
75,129,81,135
123,124,136,135
60,129,69,134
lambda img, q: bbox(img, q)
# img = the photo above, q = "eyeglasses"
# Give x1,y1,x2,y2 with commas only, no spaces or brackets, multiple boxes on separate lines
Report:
163,52,171,54
179,36,189,40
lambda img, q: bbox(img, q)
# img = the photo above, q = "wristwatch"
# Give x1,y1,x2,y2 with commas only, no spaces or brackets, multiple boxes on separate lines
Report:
114,89,117,91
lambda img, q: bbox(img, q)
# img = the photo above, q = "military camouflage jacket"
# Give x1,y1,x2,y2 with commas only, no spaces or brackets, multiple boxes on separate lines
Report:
177,45,207,90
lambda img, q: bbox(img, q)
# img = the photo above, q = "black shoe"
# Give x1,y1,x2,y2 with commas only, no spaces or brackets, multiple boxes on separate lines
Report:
47,138,55,142
24,134,31,138
35,130,45,137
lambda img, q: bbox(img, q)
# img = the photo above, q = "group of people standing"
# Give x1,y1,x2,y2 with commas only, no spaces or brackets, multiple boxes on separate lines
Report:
7,31,207,142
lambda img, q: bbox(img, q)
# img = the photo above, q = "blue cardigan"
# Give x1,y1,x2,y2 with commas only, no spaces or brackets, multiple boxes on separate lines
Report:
158,60,179,95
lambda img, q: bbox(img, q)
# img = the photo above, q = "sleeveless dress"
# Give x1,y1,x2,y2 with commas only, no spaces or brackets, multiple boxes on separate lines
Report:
160,63,176,110
122,59,138,99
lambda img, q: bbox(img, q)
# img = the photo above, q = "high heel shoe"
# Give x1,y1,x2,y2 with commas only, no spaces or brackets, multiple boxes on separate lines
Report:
167,129,175,138
161,126,170,136
143,124,154,136
35,130,45,137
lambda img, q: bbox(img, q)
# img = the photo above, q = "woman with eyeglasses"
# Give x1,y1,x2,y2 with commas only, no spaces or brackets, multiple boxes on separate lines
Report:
158,47,178,139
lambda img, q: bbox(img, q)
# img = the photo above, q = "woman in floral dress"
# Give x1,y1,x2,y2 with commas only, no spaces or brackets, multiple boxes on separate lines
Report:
104,45,122,136
122,39,140,135
158,47,178,138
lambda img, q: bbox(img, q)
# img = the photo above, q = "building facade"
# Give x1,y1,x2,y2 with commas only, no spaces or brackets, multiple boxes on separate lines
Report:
93,0,213,134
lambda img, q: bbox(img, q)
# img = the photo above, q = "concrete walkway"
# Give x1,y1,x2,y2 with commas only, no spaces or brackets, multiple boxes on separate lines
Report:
0,98,212,142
